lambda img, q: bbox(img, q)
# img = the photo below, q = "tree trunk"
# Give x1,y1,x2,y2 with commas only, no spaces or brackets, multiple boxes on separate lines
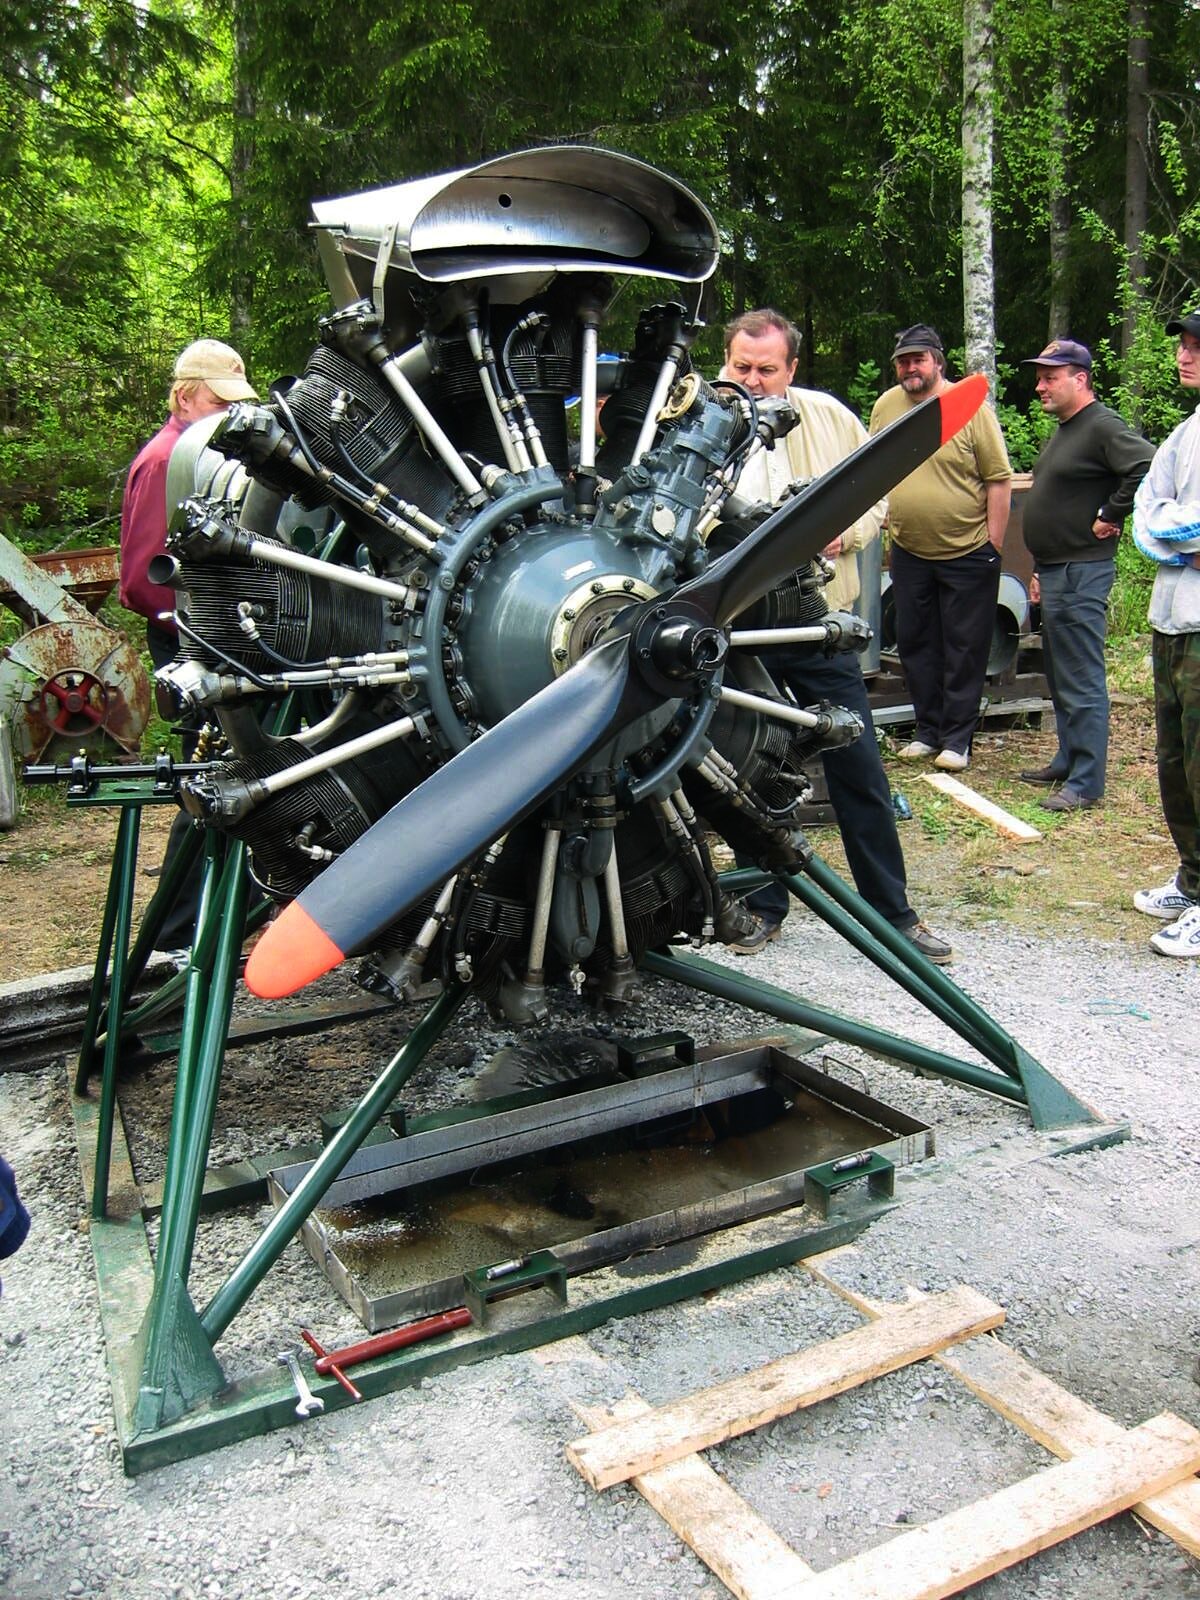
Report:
962,0,996,386
1047,3,1071,339
1122,0,1150,356
230,0,256,346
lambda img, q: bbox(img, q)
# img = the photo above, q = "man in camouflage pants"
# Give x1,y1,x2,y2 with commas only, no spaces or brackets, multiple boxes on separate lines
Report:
1131,310,1200,956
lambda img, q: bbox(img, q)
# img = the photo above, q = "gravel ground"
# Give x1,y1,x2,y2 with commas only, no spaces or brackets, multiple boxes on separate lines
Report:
1,908,1199,1600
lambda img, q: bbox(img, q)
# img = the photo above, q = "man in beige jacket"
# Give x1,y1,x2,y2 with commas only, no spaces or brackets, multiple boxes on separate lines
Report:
719,309,952,963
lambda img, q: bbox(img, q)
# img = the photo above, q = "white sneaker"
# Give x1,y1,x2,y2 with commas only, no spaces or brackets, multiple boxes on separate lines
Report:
898,740,936,761
1149,904,1200,957
934,749,969,772
1133,875,1198,920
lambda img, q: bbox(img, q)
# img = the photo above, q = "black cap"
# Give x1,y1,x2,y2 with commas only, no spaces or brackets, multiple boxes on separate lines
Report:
891,324,945,359
1021,338,1092,370
1166,311,1200,339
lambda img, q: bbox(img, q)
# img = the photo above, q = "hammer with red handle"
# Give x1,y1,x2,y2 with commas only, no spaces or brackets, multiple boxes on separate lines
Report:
300,1307,473,1401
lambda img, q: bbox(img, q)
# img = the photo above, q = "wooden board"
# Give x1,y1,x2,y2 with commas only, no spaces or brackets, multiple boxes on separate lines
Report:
938,1337,1200,1558
577,1395,816,1600
921,772,1043,841
566,1284,1004,1492
803,1250,1200,1559
789,1412,1200,1600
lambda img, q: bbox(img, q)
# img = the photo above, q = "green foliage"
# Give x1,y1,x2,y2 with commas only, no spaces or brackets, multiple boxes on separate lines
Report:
1110,536,1158,641
994,384,1055,472
846,360,884,427
1093,315,1190,443
5,0,1200,568
0,0,231,538
1106,631,1154,698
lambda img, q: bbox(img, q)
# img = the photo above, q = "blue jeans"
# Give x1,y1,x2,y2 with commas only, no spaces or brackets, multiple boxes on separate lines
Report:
1037,559,1114,800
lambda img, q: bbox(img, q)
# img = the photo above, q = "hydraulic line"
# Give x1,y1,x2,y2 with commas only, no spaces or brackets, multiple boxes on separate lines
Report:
501,314,550,469
377,347,488,501
463,311,523,473
523,821,562,984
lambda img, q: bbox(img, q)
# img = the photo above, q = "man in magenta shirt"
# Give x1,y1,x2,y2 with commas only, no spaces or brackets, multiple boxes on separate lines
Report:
120,339,257,647
120,340,257,950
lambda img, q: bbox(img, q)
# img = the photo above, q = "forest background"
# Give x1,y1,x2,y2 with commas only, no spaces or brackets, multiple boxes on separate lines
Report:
3,0,1200,651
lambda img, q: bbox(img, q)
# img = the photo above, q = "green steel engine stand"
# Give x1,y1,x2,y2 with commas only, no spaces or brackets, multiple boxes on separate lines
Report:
29,758,1121,1473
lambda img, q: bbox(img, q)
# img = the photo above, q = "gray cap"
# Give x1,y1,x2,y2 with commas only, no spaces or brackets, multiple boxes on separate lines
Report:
891,324,944,359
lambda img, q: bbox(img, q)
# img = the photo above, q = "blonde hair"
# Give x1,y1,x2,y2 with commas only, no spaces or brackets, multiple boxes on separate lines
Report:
168,378,210,417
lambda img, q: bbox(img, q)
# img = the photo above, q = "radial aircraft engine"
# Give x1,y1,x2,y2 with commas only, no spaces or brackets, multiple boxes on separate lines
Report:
156,147,984,1021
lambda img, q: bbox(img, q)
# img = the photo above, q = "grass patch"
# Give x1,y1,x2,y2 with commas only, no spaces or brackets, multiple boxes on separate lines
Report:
1108,632,1154,699
879,700,1170,942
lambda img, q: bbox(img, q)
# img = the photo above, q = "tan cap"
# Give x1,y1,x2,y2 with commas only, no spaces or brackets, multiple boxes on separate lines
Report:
173,339,258,402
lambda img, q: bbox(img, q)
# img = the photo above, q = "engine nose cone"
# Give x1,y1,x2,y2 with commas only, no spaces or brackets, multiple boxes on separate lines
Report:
456,524,657,726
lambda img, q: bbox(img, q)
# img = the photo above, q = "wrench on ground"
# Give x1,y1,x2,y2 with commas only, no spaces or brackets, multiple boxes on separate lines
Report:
278,1349,325,1418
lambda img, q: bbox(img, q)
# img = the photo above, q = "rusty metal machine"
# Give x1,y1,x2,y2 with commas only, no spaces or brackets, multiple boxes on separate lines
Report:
0,537,149,766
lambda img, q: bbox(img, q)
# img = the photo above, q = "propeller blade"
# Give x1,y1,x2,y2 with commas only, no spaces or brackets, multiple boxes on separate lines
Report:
681,373,989,626
245,633,651,997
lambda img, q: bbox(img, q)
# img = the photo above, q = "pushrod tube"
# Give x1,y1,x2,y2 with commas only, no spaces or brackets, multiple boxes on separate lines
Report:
379,352,486,499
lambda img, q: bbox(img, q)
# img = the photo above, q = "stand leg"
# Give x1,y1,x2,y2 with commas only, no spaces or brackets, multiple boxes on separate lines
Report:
76,804,140,1094
707,855,1102,1131
154,833,228,1276
88,806,141,1217
133,839,246,1431
201,981,466,1344
640,947,1028,1102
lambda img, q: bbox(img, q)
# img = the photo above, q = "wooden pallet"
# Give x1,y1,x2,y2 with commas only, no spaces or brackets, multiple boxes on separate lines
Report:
564,1252,1200,1599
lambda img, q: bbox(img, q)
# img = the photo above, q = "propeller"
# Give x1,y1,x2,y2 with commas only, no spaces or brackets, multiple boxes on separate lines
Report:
245,373,987,998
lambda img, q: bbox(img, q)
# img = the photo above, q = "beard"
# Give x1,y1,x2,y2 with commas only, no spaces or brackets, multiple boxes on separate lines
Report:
901,370,938,396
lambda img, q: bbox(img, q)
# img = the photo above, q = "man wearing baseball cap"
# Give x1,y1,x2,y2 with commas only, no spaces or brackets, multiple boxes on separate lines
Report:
119,340,257,629
1129,311,1200,954
1017,338,1153,811
120,337,259,630
119,339,257,950
870,325,1011,774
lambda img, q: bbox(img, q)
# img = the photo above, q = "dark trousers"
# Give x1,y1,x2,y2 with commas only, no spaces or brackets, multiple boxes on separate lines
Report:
743,645,915,929
147,623,205,950
890,541,1001,756
1153,628,1200,899
1037,559,1114,800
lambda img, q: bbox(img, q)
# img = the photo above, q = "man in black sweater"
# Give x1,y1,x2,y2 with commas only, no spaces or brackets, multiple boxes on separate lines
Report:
1019,340,1154,810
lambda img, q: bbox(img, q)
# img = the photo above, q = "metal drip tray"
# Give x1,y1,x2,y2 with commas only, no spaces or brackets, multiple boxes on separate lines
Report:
269,1040,933,1331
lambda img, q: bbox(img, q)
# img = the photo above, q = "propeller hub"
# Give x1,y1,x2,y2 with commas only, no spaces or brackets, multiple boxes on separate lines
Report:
630,599,728,698
649,617,727,679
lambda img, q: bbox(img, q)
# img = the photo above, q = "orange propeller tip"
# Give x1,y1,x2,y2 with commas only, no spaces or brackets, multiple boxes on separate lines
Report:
939,371,989,445
244,902,345,998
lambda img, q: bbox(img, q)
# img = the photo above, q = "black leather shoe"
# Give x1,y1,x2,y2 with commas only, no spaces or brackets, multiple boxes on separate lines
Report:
727,915,783,955
1038,788,1099,812
1018,765,1067,786
899,920,953,964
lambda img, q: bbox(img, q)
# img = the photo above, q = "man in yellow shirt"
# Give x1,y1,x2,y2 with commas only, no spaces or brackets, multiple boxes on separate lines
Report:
870,325,1011,772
